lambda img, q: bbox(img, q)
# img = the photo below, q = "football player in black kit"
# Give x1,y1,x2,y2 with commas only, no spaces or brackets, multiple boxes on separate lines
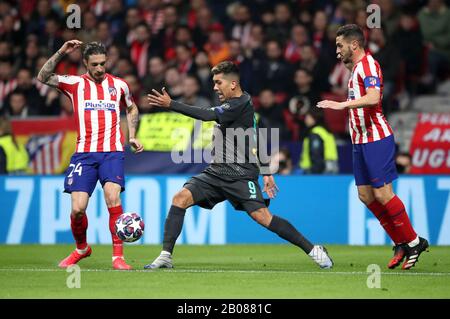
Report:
145,61,333,269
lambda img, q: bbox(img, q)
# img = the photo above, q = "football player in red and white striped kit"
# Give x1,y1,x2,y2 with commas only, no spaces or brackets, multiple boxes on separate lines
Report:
318,25,428,270
37,40,144,270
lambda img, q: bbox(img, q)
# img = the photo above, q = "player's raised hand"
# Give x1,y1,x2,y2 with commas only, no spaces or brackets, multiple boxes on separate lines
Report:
59,40,83,55
317,100,346,110
263,175,279,199
147,87,172,108
129,137,144,153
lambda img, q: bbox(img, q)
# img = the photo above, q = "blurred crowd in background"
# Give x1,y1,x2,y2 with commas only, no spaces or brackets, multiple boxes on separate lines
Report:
0,0,449,174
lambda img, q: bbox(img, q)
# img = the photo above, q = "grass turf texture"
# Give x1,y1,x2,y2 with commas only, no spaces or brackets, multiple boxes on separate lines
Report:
0,244,449,299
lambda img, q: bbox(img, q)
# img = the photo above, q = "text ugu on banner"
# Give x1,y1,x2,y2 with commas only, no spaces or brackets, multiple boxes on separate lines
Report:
410,113,450,174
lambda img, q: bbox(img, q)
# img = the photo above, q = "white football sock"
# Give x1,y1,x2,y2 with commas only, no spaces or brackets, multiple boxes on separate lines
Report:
407,236,420,247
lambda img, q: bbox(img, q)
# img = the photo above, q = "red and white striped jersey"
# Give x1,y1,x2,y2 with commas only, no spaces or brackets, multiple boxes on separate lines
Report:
57,73,133,153
347,53,393,144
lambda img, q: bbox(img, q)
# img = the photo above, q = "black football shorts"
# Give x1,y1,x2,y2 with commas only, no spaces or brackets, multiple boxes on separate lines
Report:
184,172,266,214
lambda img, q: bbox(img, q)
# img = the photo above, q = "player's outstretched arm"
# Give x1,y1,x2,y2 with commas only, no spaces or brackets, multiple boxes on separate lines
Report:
317,88,380,110
147,88,218,121
37,40,83,88
126,103,144,153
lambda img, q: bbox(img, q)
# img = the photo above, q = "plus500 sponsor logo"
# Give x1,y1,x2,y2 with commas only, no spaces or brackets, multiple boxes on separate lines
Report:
84,100,117,111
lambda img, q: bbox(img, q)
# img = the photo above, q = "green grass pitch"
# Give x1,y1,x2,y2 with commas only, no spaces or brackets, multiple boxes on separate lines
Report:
0,244,449,299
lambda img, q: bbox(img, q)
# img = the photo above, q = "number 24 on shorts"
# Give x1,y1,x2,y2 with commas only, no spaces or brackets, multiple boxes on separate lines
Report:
68,163,83,177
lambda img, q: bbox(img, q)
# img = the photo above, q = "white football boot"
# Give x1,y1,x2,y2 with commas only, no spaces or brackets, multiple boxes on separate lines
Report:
144,251,173,269
308,245,334,269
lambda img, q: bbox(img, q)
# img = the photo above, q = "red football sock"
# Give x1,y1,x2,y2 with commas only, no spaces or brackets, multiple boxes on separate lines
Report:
367,200,402,244
70,214,88,250
108,205,124,257
384,196,417,244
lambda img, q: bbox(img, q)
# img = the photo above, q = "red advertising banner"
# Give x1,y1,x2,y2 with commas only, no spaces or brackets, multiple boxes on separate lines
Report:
410,113,450,174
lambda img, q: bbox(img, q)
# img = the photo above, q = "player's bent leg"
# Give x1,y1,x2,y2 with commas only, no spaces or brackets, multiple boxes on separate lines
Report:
249,208,333,269
103,182,132,270
144,188,194,270
59,192,92,268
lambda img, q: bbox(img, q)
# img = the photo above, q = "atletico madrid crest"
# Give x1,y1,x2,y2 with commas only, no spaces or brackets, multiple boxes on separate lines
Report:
108,87,117,96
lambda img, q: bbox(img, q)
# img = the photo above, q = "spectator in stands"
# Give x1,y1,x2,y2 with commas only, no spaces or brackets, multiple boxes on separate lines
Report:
142,56,166,92
266,2,294,44
26,0,61,37
124,74,142,101
4,90,39,118
257,89,291,141
396,152,413,174
257,40,293,95
0,60,17,111
174,44,196,76
204,22,230,67
393,10,424,97
299,44,331,94
368,27,401,114
378,0,401,40
157,4,179,59
193,50,214,100
228,39,253,94
177,75,210,108
0,115,29,175
115,57,136,78
14,68,45,115
138,0,165,36
284,24,310,64
243,24,265,58
105,45,122,75
0,12,24,49
39,16,64,55
96,21,113,48
192,6,215,49
328,61,351,97
286,68,321,140
164,66,184,100
114,7,142,47
418,0,450,89
228,3,253,49
78,11,98,44
269,147,295,176
312,10,328,54
299,109,338,174
103,0,125,38
0,41,13,62
130,23,161,79
18,38,41,74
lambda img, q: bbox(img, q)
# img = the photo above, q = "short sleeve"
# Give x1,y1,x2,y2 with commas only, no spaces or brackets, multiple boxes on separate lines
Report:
357,60,381,90
120,80,134,108
56,75,80,94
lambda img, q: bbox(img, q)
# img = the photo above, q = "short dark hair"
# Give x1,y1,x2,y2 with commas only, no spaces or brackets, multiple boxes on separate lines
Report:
211,61,239,77
336,24,365,47
82,42,107,61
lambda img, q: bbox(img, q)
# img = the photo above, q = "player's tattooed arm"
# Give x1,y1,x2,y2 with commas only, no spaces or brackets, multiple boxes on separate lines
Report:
37,39,83,88
36,51,64,88
126,103,144,153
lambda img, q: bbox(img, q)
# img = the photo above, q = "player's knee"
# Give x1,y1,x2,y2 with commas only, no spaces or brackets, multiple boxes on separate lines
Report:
71,208,86,219
249,208,272,227
172,189,192,209
373,191,393,206
358,192,372,205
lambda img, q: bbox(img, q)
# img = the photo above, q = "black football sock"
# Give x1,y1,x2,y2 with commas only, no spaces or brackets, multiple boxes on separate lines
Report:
162,205,186,254
267,215,314,254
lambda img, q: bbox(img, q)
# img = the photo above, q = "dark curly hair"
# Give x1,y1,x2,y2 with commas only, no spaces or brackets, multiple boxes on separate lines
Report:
82,42,107,61
211,61,239,77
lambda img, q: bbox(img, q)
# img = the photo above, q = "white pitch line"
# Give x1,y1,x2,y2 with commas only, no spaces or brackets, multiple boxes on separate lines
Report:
0,268,449,276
